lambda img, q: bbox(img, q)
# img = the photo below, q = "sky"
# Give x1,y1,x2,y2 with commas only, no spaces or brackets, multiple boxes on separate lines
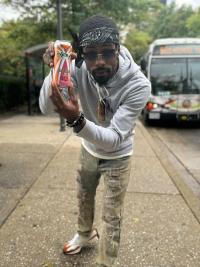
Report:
168,0,200,9
0,0,200,24
0,4,21,23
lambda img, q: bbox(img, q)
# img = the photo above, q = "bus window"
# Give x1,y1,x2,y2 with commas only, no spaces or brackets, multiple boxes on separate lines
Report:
188,58,200,93
150,58,187,95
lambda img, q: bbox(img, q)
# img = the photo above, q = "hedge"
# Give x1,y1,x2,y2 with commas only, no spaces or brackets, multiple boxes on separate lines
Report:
0,75,26,112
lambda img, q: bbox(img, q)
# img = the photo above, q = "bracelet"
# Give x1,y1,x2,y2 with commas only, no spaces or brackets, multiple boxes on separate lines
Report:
66,112,85,127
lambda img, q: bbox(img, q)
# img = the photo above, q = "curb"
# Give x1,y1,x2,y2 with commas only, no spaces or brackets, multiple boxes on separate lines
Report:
137,120,200,223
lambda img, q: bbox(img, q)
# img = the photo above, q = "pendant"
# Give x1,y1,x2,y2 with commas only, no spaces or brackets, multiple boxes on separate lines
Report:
97,100,105,122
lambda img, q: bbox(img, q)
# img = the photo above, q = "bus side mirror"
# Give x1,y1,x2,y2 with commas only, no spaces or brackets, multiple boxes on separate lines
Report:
140,58,147,71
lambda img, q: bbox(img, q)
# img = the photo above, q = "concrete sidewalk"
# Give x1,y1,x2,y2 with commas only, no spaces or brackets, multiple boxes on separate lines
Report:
0,114,199,267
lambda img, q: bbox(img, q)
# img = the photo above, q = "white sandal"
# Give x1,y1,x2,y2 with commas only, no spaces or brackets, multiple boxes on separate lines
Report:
63,228,99,255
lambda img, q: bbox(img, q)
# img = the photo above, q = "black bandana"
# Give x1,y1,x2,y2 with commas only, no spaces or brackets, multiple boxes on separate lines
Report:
79,26,119,47
74,15,119,68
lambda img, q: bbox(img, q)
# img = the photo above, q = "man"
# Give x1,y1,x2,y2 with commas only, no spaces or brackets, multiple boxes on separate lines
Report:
39,15,151,267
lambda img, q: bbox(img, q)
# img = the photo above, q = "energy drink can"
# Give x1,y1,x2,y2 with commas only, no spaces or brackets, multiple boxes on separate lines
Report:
51,40,73,98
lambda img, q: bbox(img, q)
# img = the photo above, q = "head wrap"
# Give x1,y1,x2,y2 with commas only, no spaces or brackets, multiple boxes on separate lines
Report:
75,15,119,68
78,15,119,47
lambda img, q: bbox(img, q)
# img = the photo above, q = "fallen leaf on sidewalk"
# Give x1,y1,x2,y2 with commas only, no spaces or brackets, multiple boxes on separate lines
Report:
133,217,140,223
41,263,55,267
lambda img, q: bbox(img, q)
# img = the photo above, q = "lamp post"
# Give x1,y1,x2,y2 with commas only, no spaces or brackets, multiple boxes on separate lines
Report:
56,0,66,131
57,0,63,40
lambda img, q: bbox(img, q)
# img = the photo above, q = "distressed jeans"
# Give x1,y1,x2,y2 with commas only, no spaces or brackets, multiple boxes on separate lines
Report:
76,146,131,267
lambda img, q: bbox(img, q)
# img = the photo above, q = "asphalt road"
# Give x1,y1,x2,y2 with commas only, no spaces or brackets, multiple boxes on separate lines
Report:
144,121,200,185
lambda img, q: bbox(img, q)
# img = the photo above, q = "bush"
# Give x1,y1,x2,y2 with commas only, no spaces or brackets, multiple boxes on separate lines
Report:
123,26,152,64
0,75,26,112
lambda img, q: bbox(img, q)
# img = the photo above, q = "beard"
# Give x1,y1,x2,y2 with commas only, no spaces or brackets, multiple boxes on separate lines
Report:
92,67,112,85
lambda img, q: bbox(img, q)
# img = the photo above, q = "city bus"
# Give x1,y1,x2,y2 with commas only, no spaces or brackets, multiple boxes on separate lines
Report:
141,38,200,124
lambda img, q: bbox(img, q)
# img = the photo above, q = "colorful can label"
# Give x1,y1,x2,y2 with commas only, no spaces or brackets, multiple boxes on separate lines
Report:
51,40,73,91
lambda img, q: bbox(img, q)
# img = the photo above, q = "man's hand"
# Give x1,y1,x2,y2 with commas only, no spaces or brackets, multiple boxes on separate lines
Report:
43,42,55,67
43,41,77,67
50,85,80,122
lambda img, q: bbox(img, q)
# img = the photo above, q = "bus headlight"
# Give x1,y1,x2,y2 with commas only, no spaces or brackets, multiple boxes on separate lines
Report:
153,103,158,109
146,102,159,110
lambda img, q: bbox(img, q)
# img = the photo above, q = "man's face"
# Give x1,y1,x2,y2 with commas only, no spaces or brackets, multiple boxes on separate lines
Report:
82,43,119,85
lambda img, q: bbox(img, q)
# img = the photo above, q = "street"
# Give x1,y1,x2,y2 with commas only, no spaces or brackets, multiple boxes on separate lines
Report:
143,121,200,185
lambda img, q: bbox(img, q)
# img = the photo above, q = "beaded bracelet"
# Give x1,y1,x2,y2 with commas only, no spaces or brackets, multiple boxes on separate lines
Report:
66,112,85,127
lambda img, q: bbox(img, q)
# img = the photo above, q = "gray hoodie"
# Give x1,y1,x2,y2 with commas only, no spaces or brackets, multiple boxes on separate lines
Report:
39,45,151,159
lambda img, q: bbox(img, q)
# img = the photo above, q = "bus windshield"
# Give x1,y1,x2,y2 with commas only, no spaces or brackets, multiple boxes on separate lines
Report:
150,58,200,96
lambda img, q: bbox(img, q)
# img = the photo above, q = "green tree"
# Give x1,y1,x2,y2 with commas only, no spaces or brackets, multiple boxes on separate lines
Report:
0,18,56,76
1,0,197,76
150,3,194,39
1,0,162,31
0,0,163,74
186,8,200,37
123,26,151,63
127,0,162,30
